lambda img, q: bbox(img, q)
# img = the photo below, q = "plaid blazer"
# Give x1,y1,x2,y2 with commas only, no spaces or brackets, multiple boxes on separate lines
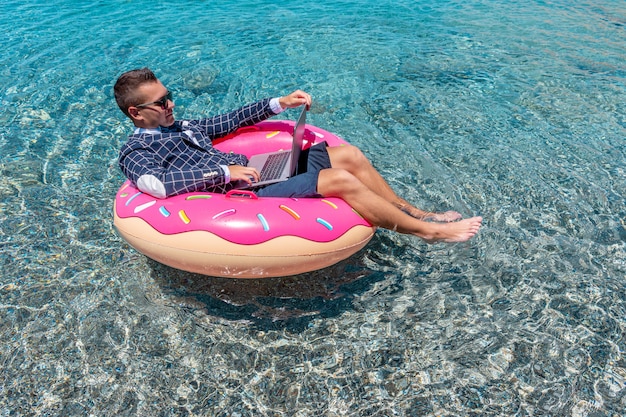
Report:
119,98,276,198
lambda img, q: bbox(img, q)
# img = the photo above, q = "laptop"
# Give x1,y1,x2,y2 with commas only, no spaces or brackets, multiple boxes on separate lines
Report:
235,106,307,189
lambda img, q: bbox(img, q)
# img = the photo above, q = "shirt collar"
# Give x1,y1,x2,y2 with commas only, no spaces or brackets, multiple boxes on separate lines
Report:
134,126,162,135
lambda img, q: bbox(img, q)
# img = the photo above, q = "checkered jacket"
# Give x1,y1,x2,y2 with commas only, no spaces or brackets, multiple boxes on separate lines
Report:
119,98,276,198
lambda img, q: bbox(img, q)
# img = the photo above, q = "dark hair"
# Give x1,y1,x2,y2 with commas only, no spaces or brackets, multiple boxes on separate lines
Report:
113,67,158,117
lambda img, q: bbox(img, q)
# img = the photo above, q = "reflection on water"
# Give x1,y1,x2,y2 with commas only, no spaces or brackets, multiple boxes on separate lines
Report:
150,250,383,328
1,0,626,415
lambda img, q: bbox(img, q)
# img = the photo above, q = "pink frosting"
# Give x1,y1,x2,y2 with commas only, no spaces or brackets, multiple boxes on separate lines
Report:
114,121,372,245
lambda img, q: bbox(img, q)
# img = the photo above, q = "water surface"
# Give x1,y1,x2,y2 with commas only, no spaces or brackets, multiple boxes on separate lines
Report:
1,0,625,415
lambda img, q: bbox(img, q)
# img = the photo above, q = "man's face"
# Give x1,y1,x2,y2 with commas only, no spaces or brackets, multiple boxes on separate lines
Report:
131,80,175,128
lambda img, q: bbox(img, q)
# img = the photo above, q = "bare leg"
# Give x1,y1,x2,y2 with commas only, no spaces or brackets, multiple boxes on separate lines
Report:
317,169,482,243
326,146,462,222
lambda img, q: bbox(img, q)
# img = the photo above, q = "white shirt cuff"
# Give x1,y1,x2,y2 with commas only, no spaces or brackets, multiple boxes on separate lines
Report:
269,97,285,114
220,165,231,183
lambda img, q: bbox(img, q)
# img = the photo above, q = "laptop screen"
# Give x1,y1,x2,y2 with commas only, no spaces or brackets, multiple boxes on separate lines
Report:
290,107,307,173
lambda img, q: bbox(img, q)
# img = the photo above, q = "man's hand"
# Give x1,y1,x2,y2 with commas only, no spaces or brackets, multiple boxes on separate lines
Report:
278,90,312,110
229,165,260,185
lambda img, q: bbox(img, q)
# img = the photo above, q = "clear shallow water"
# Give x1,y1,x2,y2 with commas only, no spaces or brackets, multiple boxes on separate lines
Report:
1,0,625,415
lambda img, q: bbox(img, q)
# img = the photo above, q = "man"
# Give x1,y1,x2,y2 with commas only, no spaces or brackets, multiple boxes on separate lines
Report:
114,68,482,243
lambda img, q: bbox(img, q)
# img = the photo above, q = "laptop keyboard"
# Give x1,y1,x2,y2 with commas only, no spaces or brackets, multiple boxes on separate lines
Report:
260,152,290,181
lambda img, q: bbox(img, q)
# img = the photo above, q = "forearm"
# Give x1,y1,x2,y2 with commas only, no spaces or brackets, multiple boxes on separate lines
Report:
197,97,276,140
130,167,229,198
120,152,233,198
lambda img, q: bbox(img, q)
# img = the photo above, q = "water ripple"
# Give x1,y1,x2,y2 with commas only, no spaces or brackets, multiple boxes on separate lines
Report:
1,0,626,415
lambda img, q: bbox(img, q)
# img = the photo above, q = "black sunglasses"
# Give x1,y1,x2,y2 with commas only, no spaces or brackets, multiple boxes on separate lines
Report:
135,91,173,110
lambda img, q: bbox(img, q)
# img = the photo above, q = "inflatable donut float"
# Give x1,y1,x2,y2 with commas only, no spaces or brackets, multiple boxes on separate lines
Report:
113,120,376,278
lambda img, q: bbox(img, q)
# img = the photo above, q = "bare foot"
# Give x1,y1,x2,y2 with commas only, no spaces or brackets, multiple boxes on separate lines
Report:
417,216,483,243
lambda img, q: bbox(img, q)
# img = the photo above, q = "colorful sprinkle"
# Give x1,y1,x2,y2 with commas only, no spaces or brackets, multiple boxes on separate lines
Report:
316,218,333,230
179,210,190,224
120,192,129,198
266,131,280,139
257,213,270,231
159,206,171,217
134,200,156,214
125,192,143,206
321,199,338,209
212,208,236,220
186,195,212,200
279,205,300,220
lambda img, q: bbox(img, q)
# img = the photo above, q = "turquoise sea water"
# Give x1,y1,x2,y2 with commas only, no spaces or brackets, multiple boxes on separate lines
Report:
2,0,625,415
